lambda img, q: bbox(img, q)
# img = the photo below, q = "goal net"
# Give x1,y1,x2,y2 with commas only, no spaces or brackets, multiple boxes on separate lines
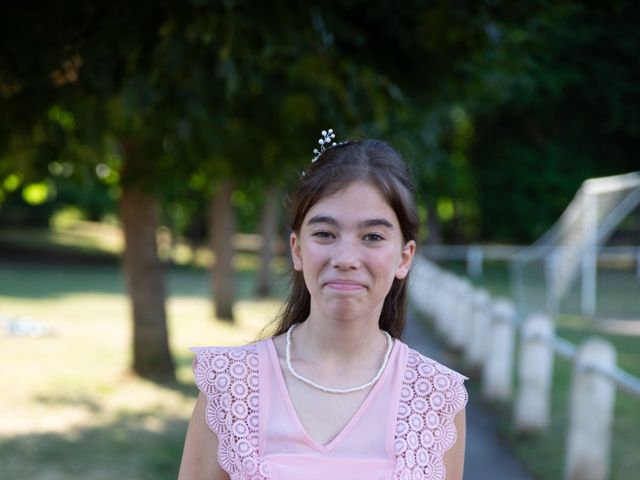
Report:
510,171,640,321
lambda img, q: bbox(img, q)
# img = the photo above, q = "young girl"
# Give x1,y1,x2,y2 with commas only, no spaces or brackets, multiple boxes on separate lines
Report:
178,132,467,480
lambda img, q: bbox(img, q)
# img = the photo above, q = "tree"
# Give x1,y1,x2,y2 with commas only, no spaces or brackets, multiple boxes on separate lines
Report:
0,2,185,379
210,179,236,320
257,185,281,297
7,1,636,382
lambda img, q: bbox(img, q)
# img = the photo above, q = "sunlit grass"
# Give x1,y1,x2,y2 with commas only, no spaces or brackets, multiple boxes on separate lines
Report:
0,263,280,480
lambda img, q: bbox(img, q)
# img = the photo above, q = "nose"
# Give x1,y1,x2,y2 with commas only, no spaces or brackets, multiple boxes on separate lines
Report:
330,237,361,270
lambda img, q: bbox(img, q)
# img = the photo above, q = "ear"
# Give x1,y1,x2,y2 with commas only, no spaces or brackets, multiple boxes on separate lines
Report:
290,232,303,271
395,240,416,280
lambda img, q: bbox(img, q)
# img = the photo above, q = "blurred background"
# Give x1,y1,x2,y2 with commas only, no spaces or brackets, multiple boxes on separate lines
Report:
0,1,638,479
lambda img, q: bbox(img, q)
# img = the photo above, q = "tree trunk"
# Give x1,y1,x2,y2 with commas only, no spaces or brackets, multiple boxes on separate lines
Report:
210,179,236,322
120,187,174,380
257,186,279,297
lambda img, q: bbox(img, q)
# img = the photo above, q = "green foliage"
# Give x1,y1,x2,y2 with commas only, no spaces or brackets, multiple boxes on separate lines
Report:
1,1,639,241
466,0,640,241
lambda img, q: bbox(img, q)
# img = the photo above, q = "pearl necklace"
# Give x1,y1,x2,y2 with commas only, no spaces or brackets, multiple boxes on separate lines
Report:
285,324,393,394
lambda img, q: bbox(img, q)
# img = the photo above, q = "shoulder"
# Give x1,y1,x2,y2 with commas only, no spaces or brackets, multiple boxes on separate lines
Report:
405,346,468,384
188,343,267,476
392,344,468,479
190,342,264,396
191,342,260,360
191,342,261,373
402,345,468,416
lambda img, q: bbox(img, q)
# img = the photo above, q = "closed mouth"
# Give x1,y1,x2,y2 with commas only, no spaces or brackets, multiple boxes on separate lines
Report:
323,280,367,291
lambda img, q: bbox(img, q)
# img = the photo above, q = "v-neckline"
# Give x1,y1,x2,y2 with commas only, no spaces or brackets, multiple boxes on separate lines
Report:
266,336,396,453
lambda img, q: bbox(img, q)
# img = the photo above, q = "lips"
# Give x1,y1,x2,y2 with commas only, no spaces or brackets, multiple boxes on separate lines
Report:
323,280,367,291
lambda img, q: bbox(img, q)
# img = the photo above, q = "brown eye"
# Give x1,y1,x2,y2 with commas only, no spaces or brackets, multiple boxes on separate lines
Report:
363,233,384,242
312,231,334,239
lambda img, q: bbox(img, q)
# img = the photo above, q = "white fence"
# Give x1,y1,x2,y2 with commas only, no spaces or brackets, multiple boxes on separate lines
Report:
421,243,640,280
409,256,640,480
421,244,523,278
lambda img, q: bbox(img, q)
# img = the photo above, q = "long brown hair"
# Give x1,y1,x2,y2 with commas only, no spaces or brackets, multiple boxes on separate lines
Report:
270,139,419,339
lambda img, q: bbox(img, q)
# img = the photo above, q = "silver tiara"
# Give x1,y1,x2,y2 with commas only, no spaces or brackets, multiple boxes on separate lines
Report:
312,128,346,162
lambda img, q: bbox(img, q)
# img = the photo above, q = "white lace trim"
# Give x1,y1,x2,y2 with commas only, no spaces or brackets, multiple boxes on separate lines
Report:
193,345,268,480
392,350,468,480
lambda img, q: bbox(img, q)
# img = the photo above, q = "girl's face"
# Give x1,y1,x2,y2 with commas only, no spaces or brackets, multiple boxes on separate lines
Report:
290,181,415,323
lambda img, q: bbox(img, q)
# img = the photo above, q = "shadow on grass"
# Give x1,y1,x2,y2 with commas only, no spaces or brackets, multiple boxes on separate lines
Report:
33,393,103,414
0,411,189,480
0,262,289,301
0,263,126,298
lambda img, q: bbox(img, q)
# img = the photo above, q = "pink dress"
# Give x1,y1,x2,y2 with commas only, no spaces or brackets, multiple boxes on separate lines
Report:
192,337,467,480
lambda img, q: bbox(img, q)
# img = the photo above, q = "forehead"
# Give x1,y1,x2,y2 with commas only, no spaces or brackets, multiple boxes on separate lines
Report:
304,182,398,225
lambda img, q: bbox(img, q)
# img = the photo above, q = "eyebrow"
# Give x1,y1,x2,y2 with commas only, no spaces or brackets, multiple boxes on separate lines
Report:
306,215,394,229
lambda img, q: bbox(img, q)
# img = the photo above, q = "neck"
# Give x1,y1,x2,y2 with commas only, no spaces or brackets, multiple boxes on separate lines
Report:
285,323,393,394
293,311,386,362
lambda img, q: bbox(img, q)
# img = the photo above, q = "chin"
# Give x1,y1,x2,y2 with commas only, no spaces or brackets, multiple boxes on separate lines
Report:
326,301,369,322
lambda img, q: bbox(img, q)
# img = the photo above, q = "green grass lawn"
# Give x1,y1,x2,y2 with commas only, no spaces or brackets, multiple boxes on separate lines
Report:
0,262,281,480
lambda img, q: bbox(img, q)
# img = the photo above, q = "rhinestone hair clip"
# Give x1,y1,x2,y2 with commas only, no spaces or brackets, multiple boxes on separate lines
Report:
312,128,337,162
301,128,346,178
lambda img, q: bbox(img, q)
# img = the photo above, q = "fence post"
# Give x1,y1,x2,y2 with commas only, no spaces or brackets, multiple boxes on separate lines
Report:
449,280,473,350
580,195,598,318
514,313,554,432
465,288,491,369
409,261,431,318
564,338,616,480
466,245,483,278
483,298,516,402
435,274,455,337
545,249,561,314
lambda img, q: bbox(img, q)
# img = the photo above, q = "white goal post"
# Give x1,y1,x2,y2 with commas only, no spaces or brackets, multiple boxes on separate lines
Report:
510,171,640,319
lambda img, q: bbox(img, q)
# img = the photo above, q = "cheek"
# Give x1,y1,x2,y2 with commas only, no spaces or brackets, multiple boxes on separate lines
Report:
369,250,402,277
298,243,328,274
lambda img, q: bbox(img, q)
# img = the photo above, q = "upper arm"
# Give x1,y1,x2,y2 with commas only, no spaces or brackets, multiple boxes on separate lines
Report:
178,392,230,480
443,408,466,480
